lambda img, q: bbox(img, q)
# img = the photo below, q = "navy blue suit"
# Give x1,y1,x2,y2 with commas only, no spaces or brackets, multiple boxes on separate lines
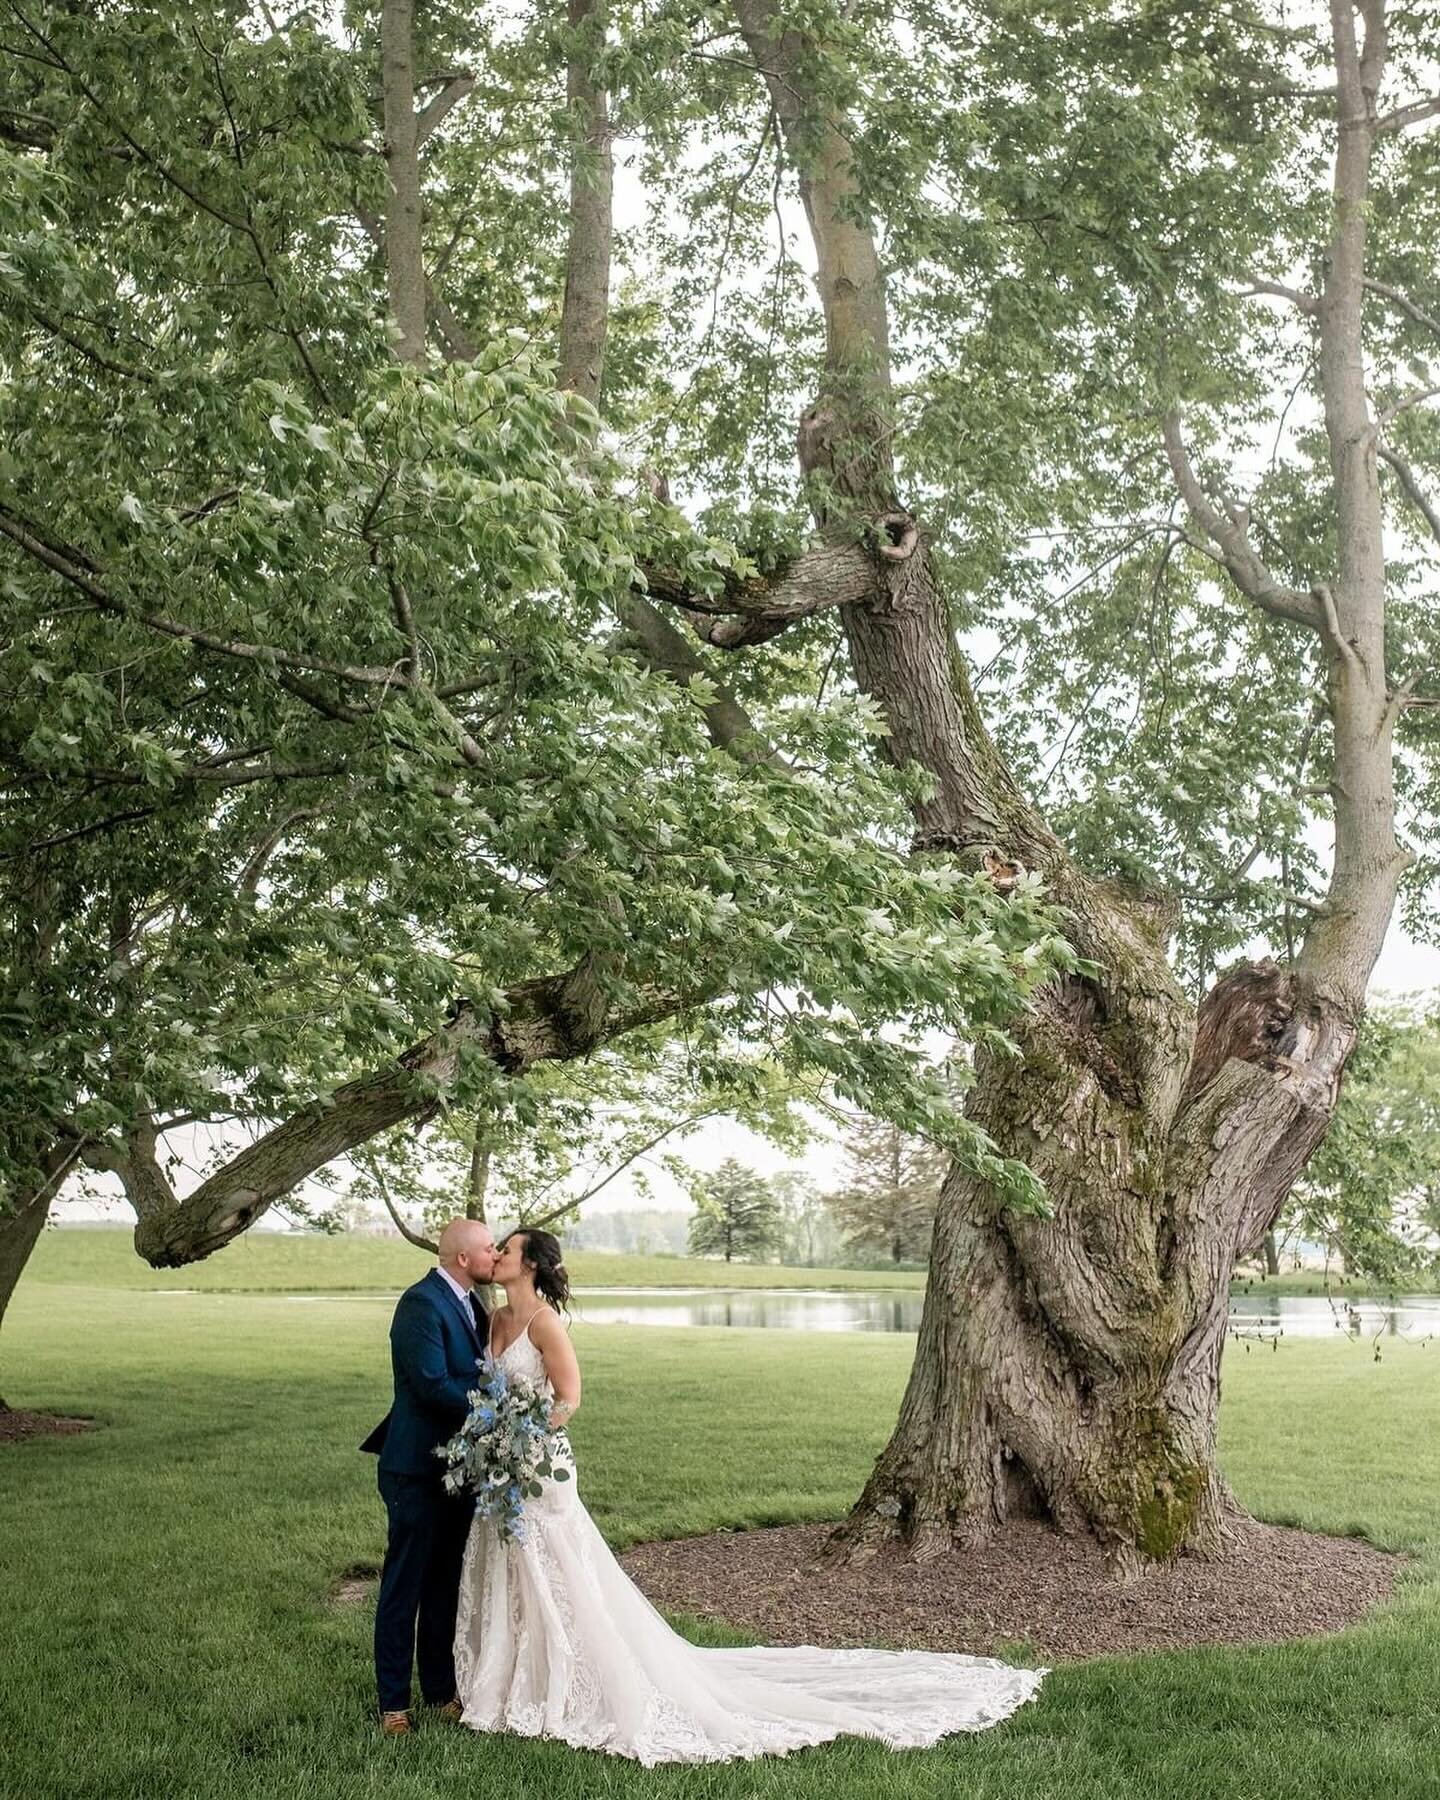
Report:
361,1269,487,1712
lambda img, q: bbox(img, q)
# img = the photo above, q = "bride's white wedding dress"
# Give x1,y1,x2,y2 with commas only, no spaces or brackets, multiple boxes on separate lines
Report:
453,1319,1044,1766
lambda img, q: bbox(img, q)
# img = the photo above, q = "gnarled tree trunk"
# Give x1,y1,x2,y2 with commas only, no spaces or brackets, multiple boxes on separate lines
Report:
718,0,1408,1568
845,965,1354,1568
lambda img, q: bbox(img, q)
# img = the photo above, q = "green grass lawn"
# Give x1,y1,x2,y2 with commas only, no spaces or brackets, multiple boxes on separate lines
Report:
3,1260,1439,1799
25,1226,928,1293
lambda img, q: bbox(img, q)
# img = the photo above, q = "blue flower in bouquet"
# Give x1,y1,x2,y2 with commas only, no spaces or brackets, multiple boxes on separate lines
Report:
436,1353,572,1544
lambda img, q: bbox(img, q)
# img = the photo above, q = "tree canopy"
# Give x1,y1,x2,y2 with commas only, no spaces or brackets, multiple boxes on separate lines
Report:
3,0,1099,1268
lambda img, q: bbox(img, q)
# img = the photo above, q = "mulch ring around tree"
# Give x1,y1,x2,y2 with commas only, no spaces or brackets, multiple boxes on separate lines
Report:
619,1517,1403,1661
0,1409,94,1444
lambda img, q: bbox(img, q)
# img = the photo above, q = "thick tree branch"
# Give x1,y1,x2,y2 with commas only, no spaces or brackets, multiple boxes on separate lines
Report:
557,0,613,405
353,204,478,361
429,286,479,361
730,0,1070,887
1161,412,1324,630
1292,0,1411,1002
1235,275,1318,314
610,594,775,761
415,74,475,148
0,505,110,603
125,969,712,1266
640,536,881,647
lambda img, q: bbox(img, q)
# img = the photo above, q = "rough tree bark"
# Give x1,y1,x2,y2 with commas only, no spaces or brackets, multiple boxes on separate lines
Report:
709,0,1412,1569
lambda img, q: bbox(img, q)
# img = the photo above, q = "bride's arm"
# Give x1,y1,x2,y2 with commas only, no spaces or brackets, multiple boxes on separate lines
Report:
530,1308,581,1426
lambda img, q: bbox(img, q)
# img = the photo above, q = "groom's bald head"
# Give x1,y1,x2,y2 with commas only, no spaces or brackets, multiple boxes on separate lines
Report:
437,1217,495,1287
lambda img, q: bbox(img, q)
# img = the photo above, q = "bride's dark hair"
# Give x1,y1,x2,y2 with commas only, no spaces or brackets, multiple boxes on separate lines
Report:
514,1228,570,1312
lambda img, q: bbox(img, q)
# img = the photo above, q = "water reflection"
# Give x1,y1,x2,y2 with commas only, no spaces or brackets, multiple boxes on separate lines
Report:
568,1288,1440,1340
146,1283,1440,1340
566,1287,927,1334
1227,1295,1440,1342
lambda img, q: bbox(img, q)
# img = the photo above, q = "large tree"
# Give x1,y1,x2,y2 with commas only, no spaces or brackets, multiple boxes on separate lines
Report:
696,0,1435,1569
4,0,1438,1577
0,3,1061,1386
706,0,1436,1568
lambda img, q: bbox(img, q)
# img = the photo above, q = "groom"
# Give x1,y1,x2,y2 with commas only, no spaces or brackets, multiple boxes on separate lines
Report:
360,1217,494,1735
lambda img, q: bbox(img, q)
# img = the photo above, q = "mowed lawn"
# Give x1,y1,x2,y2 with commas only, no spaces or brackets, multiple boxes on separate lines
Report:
2,1256,1439,1799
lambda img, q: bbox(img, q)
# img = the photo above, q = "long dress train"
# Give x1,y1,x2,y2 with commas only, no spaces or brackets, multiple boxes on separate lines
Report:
454,1320,1044,1766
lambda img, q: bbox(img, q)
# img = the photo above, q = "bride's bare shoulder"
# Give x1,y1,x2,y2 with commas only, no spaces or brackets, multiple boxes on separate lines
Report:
529,1304,568,1344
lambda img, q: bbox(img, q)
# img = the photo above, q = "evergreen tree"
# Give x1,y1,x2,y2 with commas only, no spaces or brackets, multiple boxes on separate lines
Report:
687,1160,782,1263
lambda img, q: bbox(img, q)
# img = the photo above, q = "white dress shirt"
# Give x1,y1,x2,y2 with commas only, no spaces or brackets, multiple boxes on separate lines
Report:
435,1265,482,1340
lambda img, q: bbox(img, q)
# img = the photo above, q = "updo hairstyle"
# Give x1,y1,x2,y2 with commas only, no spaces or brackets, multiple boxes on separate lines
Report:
516,1228,570,1312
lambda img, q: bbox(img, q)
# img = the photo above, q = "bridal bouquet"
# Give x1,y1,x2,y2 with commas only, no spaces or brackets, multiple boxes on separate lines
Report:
436,1358,571,1542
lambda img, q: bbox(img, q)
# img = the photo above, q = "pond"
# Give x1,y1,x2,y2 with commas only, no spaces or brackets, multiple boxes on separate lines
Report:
1226,1293,1440,1342
562,1287,1440,1340
151,1285,1440,1340
565,1287,927,1333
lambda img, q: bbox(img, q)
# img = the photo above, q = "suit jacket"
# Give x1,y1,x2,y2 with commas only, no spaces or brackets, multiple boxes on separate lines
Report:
360,1269,489,1478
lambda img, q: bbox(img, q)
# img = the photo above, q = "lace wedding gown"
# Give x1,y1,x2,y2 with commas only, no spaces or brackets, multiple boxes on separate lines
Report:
453,1319,1045,1766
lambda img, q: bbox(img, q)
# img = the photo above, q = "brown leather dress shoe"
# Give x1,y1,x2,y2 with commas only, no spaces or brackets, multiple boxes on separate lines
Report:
380,1710,412,1736
431,1699,464,1723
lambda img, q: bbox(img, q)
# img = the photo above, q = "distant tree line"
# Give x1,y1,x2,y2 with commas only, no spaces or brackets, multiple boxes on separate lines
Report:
682,1115,941,1268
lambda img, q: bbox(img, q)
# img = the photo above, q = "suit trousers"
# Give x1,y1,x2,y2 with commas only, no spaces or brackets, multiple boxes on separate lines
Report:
374,1468,474,1711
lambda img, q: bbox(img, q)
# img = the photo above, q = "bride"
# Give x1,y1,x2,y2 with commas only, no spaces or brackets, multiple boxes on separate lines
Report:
454,1228,1044,1766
